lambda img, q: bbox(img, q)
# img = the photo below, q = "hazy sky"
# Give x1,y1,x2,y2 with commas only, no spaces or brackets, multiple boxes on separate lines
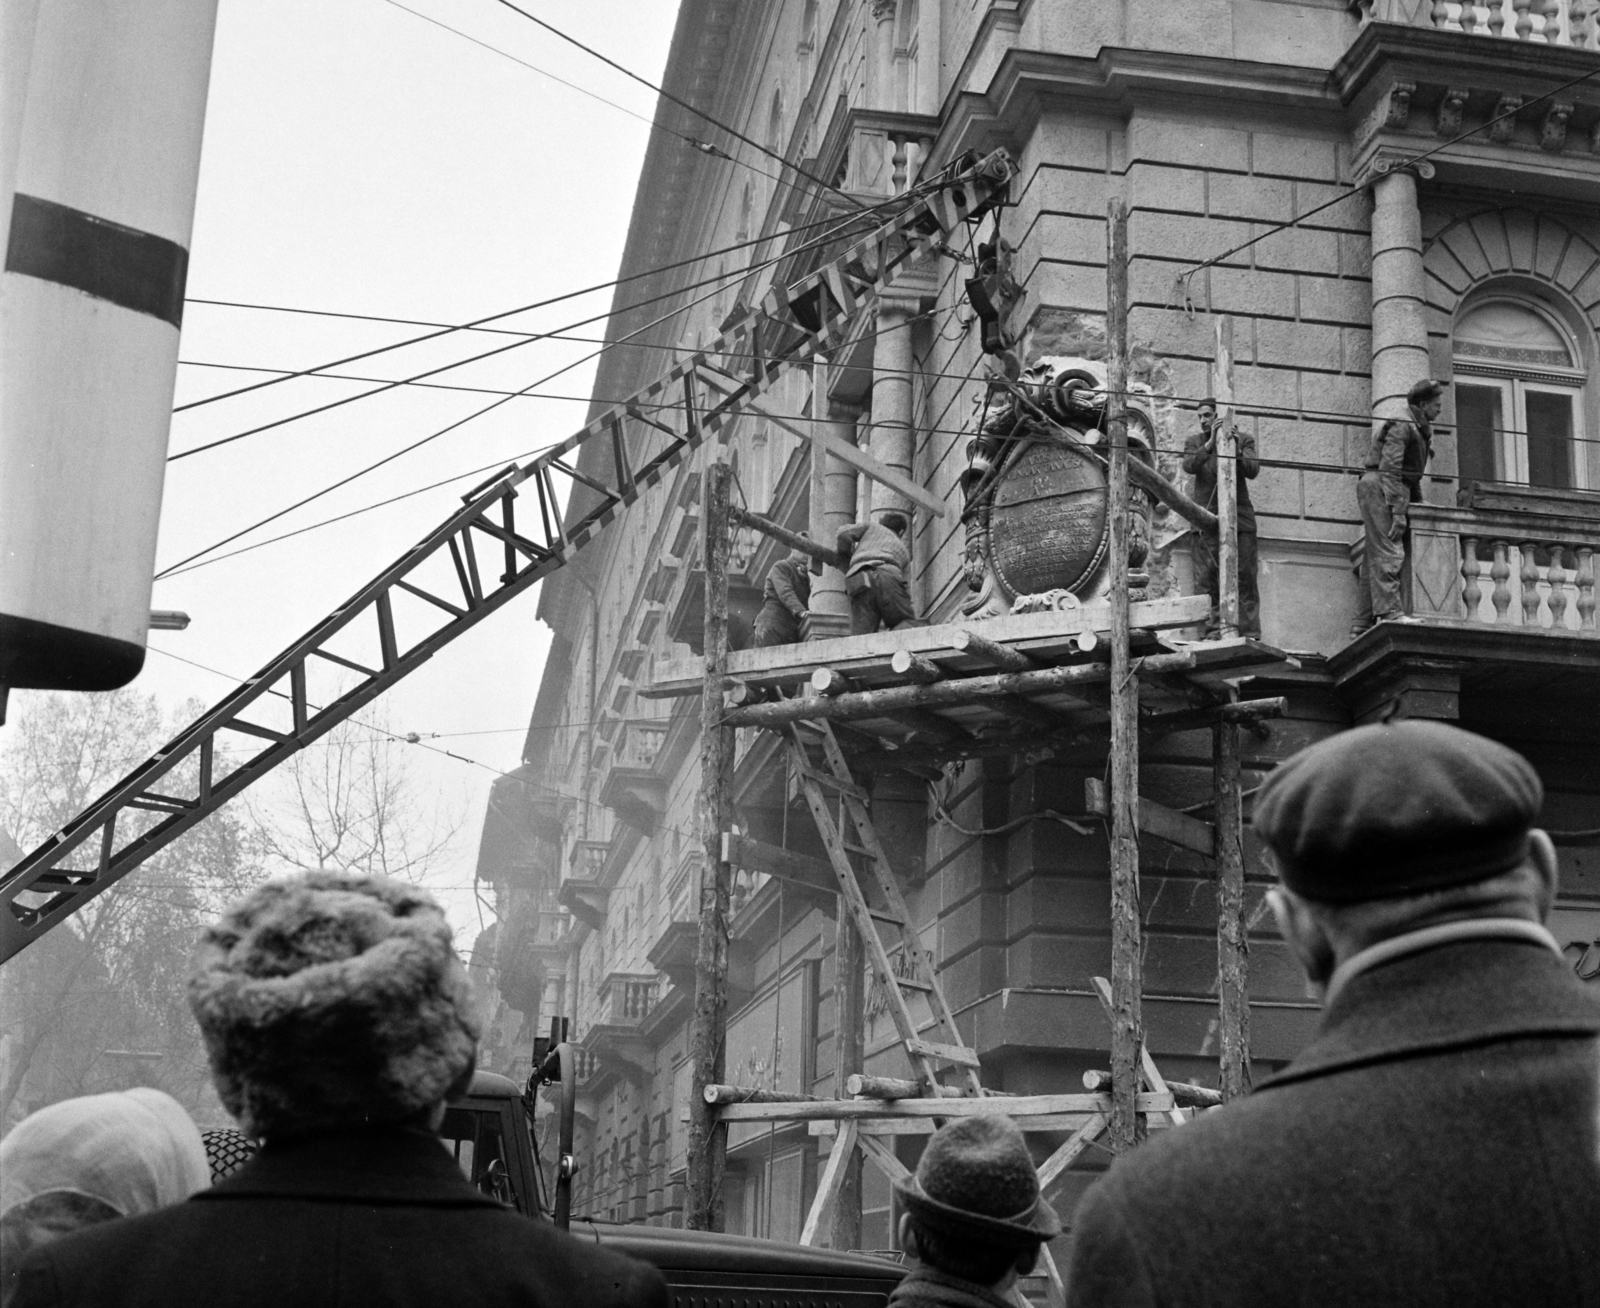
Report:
10,0,681,936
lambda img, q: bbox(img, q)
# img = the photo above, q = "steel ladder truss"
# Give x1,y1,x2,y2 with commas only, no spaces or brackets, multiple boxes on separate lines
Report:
0,151,1015,964
787,720,983,1096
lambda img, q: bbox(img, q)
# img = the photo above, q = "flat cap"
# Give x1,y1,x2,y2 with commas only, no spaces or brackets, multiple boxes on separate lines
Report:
1254,721,1542,902
1407,377,1445,405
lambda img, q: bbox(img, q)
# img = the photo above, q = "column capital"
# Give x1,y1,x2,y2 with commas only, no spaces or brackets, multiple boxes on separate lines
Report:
1360,150,1436,188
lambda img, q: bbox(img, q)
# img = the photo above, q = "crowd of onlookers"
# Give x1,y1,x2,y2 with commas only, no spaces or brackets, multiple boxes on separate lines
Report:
0,723,1596,1308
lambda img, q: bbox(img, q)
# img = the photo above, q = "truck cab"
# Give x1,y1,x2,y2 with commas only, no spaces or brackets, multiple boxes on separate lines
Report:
440,1071,907,1307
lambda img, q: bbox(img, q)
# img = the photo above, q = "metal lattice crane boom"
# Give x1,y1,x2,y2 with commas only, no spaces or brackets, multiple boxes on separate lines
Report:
0,150,1014,963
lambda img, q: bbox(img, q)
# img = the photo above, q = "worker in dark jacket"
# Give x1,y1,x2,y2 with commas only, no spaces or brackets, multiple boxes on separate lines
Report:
1181,398,1260,638
753,543,812,647
10,872,669,1308
889,1115,1060,1308
1065,721,1600,1308
1352,378,1443,631
836,511,915,635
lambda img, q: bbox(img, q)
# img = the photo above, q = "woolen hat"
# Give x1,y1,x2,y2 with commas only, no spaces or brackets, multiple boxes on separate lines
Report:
894,1115,1060,1246
1253,721,1543,903
1407,378,1445,405
188,871,480,1140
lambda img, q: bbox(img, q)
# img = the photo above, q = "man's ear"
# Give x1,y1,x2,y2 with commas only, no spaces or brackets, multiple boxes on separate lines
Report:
1267,885,1336,1000
1525,829,1559,924
898,1213,916,1258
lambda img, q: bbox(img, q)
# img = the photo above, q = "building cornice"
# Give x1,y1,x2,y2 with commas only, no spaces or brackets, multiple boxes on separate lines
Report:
942,44,1343,162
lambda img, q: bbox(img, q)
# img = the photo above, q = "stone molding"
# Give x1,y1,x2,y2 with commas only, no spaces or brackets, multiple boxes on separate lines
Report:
1420,207,1600,351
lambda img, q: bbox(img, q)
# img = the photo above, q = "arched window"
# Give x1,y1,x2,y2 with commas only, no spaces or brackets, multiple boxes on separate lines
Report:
766,86,785,162
736,185,752,244
1453,294,1588,490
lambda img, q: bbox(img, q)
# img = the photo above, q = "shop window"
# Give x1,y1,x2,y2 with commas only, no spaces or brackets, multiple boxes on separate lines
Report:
1453,296,1588,491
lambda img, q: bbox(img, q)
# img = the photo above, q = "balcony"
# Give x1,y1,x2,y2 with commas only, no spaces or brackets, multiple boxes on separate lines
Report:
559,839,612,929
1333,484,1600,722
1357,0,1600,48
598,720,669,835
1408,484,1599,633
596,972,661,1027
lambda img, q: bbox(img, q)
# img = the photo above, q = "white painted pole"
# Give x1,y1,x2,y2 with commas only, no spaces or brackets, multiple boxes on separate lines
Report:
1,0,220,689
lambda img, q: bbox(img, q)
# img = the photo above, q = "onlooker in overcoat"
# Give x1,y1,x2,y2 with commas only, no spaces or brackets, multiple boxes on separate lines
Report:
9,871,669,1308
890,1115,1060,1308
1065,721,1600,1308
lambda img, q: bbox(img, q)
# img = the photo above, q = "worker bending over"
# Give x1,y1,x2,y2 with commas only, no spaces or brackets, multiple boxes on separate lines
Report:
836,512,915,635
1181,398,1261,639
1353,378,1443,632
753,544,811,647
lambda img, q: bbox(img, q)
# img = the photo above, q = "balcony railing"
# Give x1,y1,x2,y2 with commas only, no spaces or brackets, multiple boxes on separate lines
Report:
596,972,660,1025
1359,0,1600,48
1407,487,1600,634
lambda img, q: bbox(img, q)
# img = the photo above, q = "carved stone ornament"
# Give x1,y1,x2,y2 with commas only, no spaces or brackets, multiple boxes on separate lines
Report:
1541,102,1574,153
1362,151,1437,185
1356,81,1417,153
1436,88,1471,137
959,356,1157,620
1489,94,1523,143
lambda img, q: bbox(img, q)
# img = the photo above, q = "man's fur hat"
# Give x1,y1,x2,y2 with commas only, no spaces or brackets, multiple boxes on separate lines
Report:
188,871,479,1140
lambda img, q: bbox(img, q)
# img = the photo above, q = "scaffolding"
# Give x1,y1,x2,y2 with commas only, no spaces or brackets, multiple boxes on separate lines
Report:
680,202,1300,1279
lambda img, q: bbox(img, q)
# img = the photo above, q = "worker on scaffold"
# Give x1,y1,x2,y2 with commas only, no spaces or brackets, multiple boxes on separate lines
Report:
1182,398,1261,639
1351,378,1443,633
835,512,916,636
752,540,812,647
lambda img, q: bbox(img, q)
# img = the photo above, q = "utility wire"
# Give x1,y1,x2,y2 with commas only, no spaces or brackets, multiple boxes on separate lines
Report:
488,0,865,212
168,189,914,462
1175,60,1600,303
380,0,800,198
157,201,887,575
174,194,893,419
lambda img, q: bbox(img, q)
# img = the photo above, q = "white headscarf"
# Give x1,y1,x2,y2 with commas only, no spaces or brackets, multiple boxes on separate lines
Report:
0,1088,210,1219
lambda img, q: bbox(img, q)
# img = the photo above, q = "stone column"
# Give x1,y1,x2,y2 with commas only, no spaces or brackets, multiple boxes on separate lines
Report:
867,0,898,111
868,294,917,516
805,395,859,641
1369,162,1435,420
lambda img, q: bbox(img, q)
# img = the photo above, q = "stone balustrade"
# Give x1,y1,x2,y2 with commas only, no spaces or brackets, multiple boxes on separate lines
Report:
1407,488,1600,634
1360,0,1600,48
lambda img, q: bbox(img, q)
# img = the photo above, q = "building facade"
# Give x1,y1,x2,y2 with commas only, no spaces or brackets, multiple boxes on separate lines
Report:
473,0,1600,1250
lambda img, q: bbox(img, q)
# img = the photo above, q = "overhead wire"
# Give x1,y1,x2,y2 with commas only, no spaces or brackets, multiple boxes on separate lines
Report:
155,381,1579,583
1174,59,1600,305
156,198,907,576
487,0,866,212
174,190,895,420
379,0,800,198
144,648,710,849
168,197,906,462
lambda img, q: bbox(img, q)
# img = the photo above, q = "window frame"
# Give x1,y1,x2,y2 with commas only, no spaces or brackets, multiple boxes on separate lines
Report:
1452,293,1589,491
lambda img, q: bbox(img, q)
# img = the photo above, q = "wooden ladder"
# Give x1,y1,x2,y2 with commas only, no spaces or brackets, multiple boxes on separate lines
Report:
787,719,983,1098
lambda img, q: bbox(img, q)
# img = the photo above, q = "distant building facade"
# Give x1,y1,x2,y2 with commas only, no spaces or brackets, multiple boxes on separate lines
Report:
474,0,1600,1245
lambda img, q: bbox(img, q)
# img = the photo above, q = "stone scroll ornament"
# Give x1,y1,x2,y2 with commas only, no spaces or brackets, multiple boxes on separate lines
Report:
960,356,1158,619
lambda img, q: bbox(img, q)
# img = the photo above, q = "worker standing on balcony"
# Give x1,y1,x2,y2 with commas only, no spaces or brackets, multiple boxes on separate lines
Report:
836,512,916,635
752,542,812,647
1352,378,1444,632
1182,398,1261,639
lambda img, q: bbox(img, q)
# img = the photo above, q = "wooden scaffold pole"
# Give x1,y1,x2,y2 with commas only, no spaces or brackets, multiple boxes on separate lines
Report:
830,908,866,1250
686,456,735,1229
1210,315,1251,1099
1105,198,1145,1152
1214,317,1240,639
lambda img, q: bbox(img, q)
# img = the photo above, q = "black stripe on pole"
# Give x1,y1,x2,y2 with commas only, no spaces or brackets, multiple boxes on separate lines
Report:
5,193,188,328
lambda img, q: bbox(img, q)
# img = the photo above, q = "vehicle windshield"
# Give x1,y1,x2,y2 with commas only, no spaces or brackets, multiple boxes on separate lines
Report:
439,1103,520,1210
